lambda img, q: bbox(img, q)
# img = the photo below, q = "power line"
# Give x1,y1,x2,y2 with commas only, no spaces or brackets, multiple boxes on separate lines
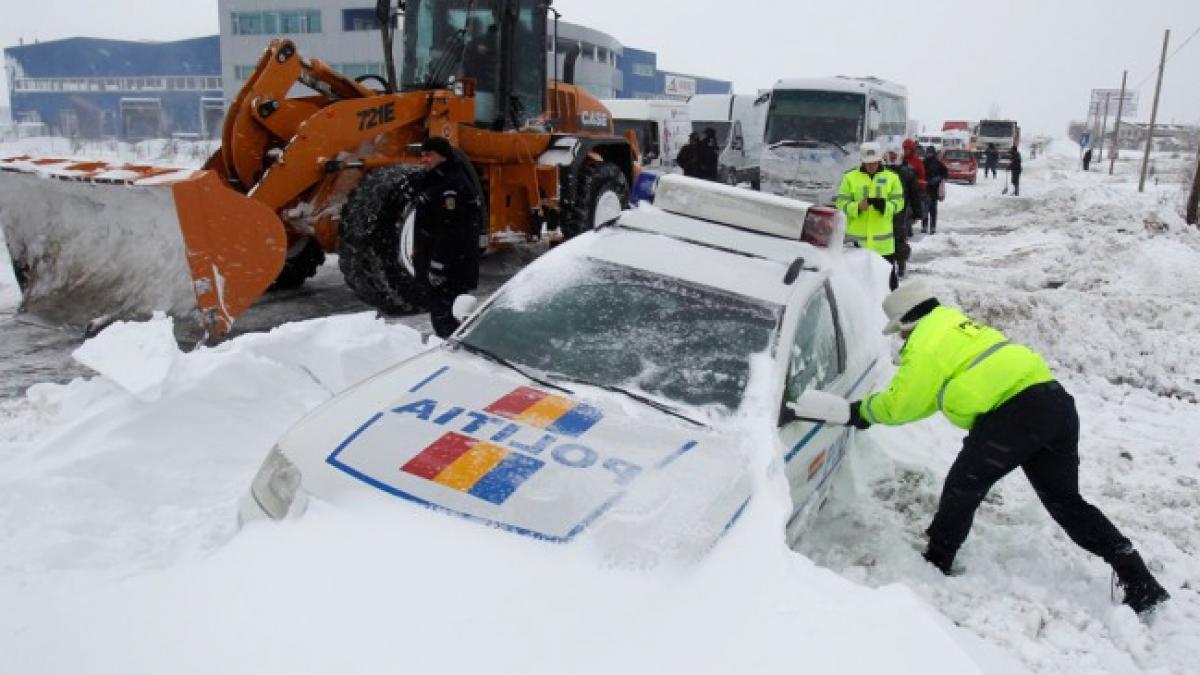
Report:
1132,25,1200,90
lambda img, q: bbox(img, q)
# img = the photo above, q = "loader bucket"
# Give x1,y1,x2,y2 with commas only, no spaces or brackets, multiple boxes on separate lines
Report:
0,158,287,339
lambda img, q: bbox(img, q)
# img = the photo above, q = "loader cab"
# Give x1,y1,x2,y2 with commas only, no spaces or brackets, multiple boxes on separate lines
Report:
401,0,547,130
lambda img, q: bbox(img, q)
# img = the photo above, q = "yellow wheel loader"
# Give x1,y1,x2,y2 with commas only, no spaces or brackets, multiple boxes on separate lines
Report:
0,0,638,340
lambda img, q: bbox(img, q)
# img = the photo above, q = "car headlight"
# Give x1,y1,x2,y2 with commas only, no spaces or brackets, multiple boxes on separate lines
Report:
249,445,303,520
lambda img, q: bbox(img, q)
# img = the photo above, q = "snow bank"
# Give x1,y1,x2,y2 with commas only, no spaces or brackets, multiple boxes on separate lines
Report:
0,313,1015,674
0,222,18,311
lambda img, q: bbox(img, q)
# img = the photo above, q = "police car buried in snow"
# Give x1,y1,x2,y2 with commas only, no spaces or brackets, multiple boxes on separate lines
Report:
242,176,887,558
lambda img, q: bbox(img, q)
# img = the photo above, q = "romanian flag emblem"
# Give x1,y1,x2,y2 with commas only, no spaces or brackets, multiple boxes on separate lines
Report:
483,386,603,437
402,432,545,505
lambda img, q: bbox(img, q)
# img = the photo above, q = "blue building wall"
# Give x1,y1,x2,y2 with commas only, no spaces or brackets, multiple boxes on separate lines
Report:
616,45,731,100
5,36,222,139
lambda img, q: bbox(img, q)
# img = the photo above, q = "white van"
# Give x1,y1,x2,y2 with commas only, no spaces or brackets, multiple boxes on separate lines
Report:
602,99,692,172
916,133,945,152
688,93,769,189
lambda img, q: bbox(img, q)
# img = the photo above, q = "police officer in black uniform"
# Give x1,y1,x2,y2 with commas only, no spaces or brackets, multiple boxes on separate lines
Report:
414,137,482,338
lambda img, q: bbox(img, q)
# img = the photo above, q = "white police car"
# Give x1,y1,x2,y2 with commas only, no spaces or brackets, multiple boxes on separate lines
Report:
242,176,887,557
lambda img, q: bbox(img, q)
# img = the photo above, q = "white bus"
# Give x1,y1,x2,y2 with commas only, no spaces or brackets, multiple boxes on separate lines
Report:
687,93,770,188
759,76,908,205
602,99,692,172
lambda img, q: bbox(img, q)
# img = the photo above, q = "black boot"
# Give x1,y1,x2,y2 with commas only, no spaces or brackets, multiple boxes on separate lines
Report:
923,541,956,575
1109,547,1170,614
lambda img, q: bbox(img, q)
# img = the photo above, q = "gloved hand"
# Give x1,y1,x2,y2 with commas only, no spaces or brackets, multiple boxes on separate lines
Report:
870,197,887,214
848,400,871,430
427,270,448,289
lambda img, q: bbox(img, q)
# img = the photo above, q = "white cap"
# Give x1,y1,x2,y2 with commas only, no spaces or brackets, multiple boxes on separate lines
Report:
882,278,937,335
860,142,883,163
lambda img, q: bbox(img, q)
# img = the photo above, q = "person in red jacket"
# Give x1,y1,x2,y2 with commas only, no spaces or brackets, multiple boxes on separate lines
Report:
902,139,927,235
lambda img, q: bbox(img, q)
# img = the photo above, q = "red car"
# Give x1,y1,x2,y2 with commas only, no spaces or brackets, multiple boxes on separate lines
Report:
943,149,978,184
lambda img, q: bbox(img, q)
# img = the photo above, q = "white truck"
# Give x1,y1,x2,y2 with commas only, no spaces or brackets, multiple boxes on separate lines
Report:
602,98,692,172
974,119,1021,168
759,76,909,205
687,93,769,189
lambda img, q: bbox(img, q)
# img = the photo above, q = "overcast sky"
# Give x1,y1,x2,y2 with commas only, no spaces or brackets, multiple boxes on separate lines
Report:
2,0,1198,136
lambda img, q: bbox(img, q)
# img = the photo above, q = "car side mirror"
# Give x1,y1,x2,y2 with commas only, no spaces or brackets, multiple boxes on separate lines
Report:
866,107,882,133
451,294,479,322
778,389,850,427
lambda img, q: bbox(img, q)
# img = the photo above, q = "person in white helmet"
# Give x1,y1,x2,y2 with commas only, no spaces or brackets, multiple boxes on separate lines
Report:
835,142,905,289
846,279,1170,617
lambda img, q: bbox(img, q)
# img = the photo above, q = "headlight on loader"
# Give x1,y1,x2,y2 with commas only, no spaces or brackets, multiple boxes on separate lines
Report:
248,446,303,520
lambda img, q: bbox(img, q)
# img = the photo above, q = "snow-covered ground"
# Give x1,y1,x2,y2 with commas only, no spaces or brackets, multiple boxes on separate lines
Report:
0,140,1198,673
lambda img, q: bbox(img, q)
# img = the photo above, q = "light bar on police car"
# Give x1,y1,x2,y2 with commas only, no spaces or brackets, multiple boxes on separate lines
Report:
653,174,845,249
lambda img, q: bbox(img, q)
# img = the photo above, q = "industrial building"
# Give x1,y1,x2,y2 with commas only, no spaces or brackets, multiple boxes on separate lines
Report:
3,37,224,140
3,2,731,140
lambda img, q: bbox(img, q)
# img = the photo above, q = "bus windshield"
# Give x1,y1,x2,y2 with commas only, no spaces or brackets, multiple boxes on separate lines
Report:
764,90,864,147
978,121,1016,137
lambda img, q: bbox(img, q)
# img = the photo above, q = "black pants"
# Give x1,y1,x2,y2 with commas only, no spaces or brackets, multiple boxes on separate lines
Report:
428,282,467,338
985,165,998,178
1082,157,1092,171
882,254,899,290
924,189,939,232
1011,170,1021,196
926,382,1131,561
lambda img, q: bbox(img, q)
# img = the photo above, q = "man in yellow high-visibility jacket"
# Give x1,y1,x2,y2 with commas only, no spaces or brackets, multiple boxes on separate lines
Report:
846,279,1169,616
835,142,905,289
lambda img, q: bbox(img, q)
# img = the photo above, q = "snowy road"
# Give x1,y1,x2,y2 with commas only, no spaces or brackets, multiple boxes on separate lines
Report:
1,140,1199,674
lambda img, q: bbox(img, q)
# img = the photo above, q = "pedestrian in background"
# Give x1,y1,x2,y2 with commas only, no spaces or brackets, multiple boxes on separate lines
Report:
676,132,702,177
414,137,483,338
847,280,1170,617
1082,147,1093,171
922,146,948,234
984,143,999,179
885,147,918,277
902,139,927,235
835,142,905,289
1009,145,1023,196
697,127,721,181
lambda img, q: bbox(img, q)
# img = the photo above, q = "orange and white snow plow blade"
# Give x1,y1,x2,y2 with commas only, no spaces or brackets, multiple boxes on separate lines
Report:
0,157,286,339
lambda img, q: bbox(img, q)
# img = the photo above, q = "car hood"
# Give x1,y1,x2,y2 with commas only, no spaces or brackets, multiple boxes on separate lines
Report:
277,347,754,557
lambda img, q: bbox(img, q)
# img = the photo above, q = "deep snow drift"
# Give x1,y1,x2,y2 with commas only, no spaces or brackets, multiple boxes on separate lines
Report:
1,140,1198,674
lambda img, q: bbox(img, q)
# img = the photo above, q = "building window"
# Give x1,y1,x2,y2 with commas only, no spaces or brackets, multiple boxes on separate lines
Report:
232,10,322,35
334,62,386,79
632,63,655,77
234,65,257,81
342,8,394,31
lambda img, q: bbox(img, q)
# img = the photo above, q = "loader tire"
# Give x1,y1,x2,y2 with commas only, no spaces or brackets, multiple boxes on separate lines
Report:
562,161,629,238
338,164,428,314
268,237,325,291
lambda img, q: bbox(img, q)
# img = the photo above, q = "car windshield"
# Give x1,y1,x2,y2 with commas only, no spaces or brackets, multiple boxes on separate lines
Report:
457,257,782,412
765,90,864,146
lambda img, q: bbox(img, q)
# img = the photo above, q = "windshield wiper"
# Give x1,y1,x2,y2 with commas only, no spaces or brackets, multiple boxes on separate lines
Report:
545,373,707,428
453,340,574,395
770,137,850,154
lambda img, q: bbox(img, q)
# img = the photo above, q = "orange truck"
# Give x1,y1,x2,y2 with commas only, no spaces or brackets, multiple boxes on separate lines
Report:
0,0,637,340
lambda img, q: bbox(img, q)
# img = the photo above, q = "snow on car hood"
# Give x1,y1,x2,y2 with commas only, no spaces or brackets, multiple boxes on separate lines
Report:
279,348,752,559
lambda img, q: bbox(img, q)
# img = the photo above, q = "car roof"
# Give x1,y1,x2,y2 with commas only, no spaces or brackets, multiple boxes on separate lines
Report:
575,205,828,306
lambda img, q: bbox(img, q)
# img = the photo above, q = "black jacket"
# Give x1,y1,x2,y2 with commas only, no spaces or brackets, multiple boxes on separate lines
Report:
695,137,720,181
677,140,701,177
1008,148,1023,173
984,147,999,168
923,156,949,193
887,162,922,221
413,159,482,289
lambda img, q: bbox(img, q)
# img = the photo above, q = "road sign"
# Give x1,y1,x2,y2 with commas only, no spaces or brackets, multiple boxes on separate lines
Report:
1089,89,1139,116
1079,131,1091,148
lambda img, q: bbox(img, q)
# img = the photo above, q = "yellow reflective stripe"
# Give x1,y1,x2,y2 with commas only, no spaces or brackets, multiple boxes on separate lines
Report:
863,395,881,424
936,341,1012,413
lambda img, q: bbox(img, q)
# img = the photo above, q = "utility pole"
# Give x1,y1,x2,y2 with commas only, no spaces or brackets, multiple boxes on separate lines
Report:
1139,29,1170,192
1098,93,1111,162
1109,70,1128,175
1187,141,1200,225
